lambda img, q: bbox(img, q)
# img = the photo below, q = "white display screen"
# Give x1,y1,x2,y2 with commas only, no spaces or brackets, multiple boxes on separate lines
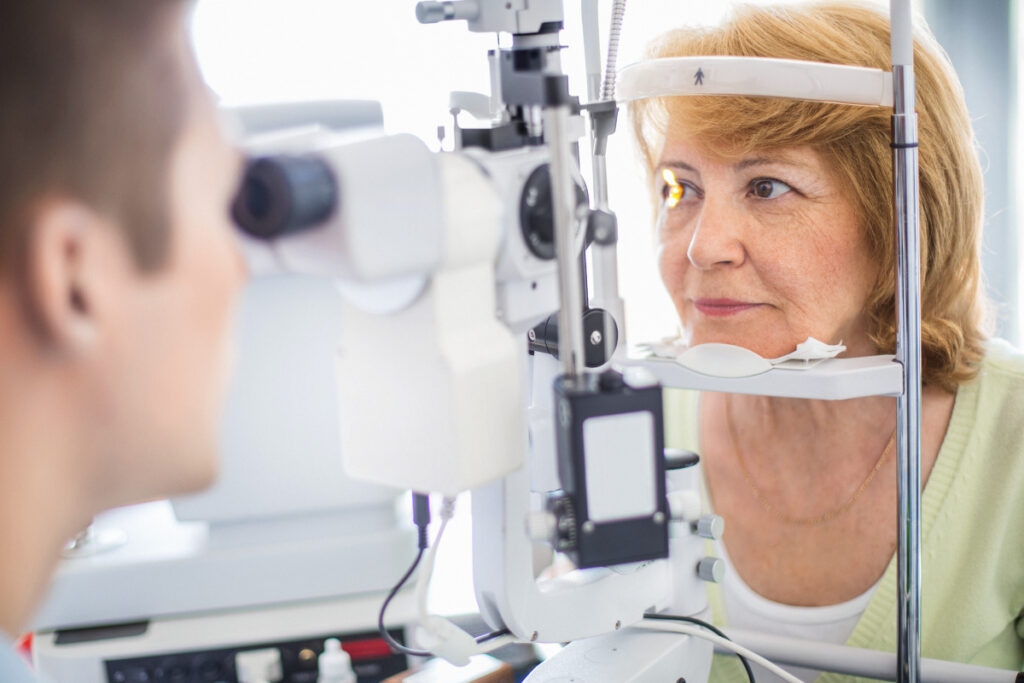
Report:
582,411,656,523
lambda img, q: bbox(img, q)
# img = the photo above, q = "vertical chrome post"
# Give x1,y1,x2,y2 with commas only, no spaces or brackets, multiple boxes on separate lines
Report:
891,1,922,681
587,0,627,355
589,151,624,359
546,104,585,378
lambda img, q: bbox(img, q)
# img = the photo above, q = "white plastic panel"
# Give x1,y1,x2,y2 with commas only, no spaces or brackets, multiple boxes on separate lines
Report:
617,56,894,107
627,354,903,400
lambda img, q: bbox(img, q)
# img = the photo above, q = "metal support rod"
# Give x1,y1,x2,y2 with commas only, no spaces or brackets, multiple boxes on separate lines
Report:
546,104,585,378
891,0,923,677
721,629,1019,683
581,0,603,103
590,152,625,358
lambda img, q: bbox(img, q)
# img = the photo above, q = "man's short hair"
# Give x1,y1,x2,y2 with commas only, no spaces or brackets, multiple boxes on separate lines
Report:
0,0,190,272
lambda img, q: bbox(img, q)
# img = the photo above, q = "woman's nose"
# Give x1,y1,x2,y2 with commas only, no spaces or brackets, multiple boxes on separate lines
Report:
686,197,746,270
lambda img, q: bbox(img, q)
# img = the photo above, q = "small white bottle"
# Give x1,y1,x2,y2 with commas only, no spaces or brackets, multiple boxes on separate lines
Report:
318,638,356,683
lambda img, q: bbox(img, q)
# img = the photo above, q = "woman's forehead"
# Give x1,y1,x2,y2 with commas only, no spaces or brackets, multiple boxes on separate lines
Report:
657,139,824,173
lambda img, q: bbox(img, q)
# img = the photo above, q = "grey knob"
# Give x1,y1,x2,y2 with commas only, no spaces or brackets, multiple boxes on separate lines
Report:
696,557,725,583
415,2,448,23
416,1,479,23
693,515,725,540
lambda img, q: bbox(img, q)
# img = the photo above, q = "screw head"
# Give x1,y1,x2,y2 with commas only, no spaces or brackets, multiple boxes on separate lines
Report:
528,328,537,341
582,521,596,534
653,511,666,524
590,330,603,346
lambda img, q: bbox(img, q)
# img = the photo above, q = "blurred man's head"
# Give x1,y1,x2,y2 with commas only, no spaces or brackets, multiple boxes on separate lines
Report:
0,0,245,516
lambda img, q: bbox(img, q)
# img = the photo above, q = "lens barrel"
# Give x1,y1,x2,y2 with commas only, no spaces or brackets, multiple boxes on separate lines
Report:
232,155,337,239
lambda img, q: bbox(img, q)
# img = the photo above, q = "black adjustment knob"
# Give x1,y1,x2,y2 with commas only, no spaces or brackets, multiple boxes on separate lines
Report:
527,308,619,368
232,155,337,239
598,369,624,392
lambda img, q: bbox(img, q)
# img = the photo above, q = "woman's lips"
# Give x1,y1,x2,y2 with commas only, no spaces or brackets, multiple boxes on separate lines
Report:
693,298,763,317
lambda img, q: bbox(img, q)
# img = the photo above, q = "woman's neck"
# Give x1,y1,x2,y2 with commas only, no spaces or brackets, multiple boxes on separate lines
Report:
712,391,899,499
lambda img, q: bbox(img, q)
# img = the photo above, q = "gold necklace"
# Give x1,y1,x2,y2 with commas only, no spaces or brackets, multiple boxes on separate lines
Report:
725,399,896,526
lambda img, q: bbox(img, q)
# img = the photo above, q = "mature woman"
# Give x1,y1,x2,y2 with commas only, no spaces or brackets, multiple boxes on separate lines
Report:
631,2,1024,679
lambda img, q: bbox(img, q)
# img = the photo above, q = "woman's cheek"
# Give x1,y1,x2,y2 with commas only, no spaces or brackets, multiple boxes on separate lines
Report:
657,236,688,306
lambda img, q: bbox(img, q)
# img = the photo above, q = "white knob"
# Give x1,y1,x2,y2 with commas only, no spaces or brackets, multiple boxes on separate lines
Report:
667,490,701,522
696,557,725,583
623,366,659,389
693,515,725,540
525,510,558,543
415,1,448,22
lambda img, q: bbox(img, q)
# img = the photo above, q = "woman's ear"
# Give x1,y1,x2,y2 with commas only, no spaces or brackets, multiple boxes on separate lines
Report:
19,200,123,353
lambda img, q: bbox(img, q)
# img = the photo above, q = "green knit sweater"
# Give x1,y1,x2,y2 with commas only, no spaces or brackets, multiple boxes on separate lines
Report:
664,339,1024,681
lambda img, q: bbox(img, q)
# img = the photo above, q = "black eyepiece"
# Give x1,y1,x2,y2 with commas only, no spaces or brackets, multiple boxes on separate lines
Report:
232,155,338,239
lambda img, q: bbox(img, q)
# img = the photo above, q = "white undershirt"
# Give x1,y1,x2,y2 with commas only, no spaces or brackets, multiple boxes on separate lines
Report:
717,540,879,682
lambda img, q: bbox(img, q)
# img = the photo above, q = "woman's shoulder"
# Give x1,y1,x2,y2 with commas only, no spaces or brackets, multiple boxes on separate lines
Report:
978,336,1024,377
941,336,1024,506
970,337,1024,420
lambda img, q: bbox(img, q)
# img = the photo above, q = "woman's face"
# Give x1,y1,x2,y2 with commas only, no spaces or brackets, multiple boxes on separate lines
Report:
656,137,878,359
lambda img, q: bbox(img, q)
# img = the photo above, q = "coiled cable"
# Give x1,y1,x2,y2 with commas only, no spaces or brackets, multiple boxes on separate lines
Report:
600,0,628,101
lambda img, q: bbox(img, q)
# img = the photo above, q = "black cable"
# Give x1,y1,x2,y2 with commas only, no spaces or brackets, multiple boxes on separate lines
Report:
380,493,433,656
378,547,433,658
377,550,511,657
645,612,756,683
474,628,511,644
380,493,512,658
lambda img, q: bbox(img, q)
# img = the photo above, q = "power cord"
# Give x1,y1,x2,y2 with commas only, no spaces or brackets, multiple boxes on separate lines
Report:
639,618,803,683
378,492,513,658
378,491,433,657
378,547,431,657
645,613,755,683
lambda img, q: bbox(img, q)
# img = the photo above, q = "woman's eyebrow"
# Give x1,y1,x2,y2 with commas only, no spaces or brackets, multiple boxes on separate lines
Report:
733,156,813,172
659,160,699,175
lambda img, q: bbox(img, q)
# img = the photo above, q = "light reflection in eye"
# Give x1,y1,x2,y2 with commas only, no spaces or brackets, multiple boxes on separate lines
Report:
662,168,684,208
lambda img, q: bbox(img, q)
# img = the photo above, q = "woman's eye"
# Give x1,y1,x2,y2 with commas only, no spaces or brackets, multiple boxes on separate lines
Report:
661,168,699,208
750,178,793,199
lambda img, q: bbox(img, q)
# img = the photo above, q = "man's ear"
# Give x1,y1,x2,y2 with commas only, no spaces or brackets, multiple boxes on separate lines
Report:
20,200,125,352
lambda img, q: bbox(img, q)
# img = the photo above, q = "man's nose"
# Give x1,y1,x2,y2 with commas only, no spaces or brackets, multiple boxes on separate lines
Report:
686,196,746,270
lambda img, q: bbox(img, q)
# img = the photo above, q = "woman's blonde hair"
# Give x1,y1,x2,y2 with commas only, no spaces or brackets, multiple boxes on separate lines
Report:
631,1,987,392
